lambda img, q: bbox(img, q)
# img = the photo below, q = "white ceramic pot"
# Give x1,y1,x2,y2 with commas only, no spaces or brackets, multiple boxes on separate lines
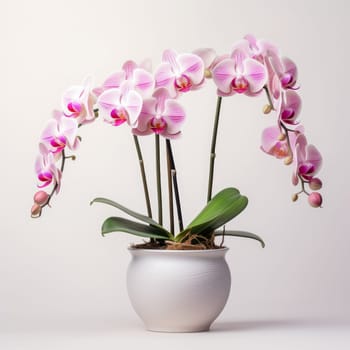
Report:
127,247,231,332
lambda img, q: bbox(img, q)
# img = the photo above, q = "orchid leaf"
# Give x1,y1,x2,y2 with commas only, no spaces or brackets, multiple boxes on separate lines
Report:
101,217,172,239
215,230,265,248
90,197,166,231
175,188,248,242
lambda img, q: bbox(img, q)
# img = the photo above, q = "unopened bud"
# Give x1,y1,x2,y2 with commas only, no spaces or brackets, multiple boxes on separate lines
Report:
263,104,272,114
204,69,212,78
292,193,298,202
309,177,322,191
284,155,293,165
31,203,42,218
278,133,286,141
33,191,49,205
308,192,323,208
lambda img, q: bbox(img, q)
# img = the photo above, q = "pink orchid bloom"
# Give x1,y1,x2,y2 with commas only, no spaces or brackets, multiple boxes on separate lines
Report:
41,111,79,154
295,134,322,181
278,90,302,127
270,55,298,90
212,47,267,96
97,81,143,127
93,60,154,98
155,49,204,97
62,77,96,125
261,126,291,159
35,144,62,192
132,88,185,139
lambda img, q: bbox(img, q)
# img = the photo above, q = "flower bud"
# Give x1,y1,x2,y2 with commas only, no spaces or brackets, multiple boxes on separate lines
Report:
278,133,286,141
204,69,212,78
292,193,298,202
31,203,42,218
308,192,322,208
284,155,293,165
33,191,49,205
309,177,322,191
263,104,272,114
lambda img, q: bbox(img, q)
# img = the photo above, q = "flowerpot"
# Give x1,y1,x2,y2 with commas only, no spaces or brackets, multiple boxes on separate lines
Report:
127,247,231,332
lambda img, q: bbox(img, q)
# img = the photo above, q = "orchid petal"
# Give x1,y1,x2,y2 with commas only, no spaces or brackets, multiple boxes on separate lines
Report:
41,119,58,141
177,53,204,85
153,88,171,113
163,100,186,135
103,71,125,90
59,117,78,147
122,60,137,79
133,68,154,95
282,57,298,83
97,88,122,110
193,48,216,69
212,58,235,94
243,58,267,93
162,49,180,74
124,90,143,126
261,126,280,153
307,145,322,173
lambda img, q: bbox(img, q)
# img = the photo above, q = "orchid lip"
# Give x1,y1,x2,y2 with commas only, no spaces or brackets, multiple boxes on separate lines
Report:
67,101,82,113
110,108,128,126
150,117,167,134
174,74,192,92
231,76,249,93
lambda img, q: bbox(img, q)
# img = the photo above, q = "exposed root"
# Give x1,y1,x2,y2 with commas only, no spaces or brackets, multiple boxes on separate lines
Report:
131,232,221,250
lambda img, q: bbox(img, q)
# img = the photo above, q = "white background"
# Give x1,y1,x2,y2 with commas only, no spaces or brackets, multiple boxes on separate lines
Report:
2,0,350,348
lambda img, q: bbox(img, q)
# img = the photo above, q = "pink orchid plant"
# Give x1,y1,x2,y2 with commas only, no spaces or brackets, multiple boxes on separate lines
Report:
31,35,323,249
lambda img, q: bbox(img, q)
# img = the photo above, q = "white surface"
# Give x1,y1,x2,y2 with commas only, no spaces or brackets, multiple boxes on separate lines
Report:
2,0,350,347
1,318,349,350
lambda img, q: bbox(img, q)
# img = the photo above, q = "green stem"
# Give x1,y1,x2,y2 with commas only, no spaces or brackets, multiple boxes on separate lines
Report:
155,134,163,225
166,139,183,232
207,96,222,202
166,140,174,235
263,85,274,109
133,135,152,218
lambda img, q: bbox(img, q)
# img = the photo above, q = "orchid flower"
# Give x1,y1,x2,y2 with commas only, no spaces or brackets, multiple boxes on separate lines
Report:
212,47,267,96
132,88,185,139
62,77,96,125
35,143,62,193
261,126,292,159
97,81,143,127
270,55,298,90
278,90,302,127
93,60,154,97
295,134,322,181
155,49,204,97
243,34,279,62
41,111,79,154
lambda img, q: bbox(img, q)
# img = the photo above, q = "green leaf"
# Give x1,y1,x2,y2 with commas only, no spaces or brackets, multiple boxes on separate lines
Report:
215,230,265,248
90,197,167,232
175,188,248,242
101,217,172,240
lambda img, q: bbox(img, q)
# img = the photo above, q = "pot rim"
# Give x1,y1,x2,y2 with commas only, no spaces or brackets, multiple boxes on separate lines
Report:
128,246,229,255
